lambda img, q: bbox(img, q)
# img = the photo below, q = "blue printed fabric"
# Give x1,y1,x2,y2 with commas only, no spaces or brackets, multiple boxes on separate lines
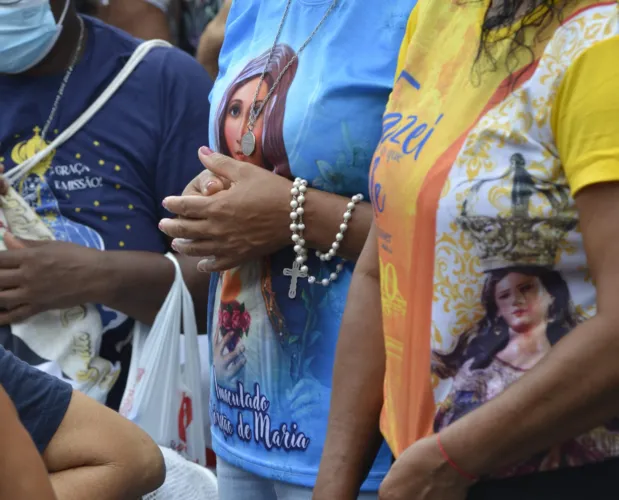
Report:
206,0,414,488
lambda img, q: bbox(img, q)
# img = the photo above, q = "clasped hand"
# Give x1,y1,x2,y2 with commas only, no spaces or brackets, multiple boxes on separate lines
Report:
159,147,293,272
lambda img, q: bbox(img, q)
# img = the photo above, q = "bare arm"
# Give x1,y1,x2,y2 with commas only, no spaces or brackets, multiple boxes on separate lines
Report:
196,0,232,79
314,222,385,499
0,386,57,500
439,182,619,476
45,391,165,500
98,0,172,41
91,251,210,326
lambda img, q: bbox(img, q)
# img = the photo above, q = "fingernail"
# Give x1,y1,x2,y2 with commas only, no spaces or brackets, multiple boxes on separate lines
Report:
162,198,168,208
198,256,216,272
206,181,217,189
199,146,213,156
171,240,178,251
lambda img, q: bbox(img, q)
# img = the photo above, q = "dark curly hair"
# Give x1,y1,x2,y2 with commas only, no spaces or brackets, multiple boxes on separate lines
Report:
474,0,568,83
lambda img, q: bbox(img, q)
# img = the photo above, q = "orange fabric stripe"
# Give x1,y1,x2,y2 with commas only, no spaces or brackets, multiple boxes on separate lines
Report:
387,61,539,457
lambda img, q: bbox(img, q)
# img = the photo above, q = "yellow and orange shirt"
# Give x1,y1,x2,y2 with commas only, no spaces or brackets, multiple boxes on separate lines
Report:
372,0,619,475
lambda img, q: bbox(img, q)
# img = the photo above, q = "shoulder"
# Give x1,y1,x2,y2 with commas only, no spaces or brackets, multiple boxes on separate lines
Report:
142,43,213,87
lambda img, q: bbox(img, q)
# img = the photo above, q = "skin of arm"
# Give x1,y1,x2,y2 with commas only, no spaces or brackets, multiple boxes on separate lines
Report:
437,181,619,476
196,0,232,80
313,222,385,499
0,386,57,500
90,250,210,326
98,0,173,41
44,390,165,500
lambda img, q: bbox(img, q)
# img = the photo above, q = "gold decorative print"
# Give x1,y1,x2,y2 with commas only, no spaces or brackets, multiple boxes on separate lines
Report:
379,257,407,318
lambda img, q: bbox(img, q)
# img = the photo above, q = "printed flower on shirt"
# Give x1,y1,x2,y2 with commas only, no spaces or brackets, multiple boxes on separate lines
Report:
219,300,251,351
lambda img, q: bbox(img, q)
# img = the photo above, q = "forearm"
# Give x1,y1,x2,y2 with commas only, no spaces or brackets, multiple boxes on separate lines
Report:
99,0,172,41
50,465,148,500
315,225,385,498
89,251,209,326
303,190,373,261
196,0,231,79
441,314,619,477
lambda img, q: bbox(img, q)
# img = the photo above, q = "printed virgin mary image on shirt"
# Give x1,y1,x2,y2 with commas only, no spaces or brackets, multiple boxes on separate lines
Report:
214,44,296,176
431,153,619,476
209,43,335,459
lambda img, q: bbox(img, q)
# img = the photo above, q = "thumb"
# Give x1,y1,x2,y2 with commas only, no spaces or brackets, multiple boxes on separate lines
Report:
198,147,242,183
3,232,48,250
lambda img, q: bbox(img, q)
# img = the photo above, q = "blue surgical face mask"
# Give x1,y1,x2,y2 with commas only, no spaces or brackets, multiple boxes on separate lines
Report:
0,0,70,74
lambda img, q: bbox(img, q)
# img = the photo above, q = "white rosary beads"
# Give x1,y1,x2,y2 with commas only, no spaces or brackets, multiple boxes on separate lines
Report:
284,177,364,298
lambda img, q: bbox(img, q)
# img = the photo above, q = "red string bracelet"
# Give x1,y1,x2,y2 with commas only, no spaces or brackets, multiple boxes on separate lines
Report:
436,433,478,482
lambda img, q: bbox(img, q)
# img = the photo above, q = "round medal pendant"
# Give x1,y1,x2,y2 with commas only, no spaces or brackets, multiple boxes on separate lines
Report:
241,131,256,156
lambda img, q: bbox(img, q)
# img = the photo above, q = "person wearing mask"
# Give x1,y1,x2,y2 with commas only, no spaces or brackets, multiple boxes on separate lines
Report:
314,0,619,498
0,0,212,408
0,344,165,499
159,0,415,498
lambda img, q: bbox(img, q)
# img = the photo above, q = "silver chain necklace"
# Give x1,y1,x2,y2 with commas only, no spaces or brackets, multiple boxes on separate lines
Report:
40,15,86,142
241,0,338,157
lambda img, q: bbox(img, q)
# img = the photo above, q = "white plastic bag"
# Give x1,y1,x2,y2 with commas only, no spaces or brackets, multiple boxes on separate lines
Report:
119,253,206,465
144,446,218,500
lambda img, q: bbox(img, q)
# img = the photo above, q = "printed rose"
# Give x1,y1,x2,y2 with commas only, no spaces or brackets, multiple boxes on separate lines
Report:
231,309,242,330
241,311,251,332
220,310,232,330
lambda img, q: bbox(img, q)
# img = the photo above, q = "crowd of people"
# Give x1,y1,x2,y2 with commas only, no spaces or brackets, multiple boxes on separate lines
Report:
2,0,619,499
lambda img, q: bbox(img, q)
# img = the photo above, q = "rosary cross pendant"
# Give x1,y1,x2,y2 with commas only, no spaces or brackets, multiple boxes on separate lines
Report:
284,260,308,299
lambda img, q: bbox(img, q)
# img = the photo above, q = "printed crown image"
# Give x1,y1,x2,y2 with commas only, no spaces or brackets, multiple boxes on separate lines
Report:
457,153,578,271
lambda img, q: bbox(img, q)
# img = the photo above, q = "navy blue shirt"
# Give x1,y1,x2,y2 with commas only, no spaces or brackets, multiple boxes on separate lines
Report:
0,16,212,405
0,345,72,453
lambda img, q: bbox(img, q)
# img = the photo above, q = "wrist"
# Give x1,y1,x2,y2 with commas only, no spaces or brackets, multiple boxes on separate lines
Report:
436,432,479,483
439,422,494,479
84,248,122,305
278,176,296,247
415,435,477,489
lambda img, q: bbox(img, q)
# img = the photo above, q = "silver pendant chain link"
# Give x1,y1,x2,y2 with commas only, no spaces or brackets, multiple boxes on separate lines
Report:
247,0,338,133
41,15,86,142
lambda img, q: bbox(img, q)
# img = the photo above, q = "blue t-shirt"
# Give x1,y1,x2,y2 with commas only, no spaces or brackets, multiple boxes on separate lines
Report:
0,344,72,453
206,0,413,488
0,16,212,405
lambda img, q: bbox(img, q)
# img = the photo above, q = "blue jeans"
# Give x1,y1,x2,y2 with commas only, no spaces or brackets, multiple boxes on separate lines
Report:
216,459,379,500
